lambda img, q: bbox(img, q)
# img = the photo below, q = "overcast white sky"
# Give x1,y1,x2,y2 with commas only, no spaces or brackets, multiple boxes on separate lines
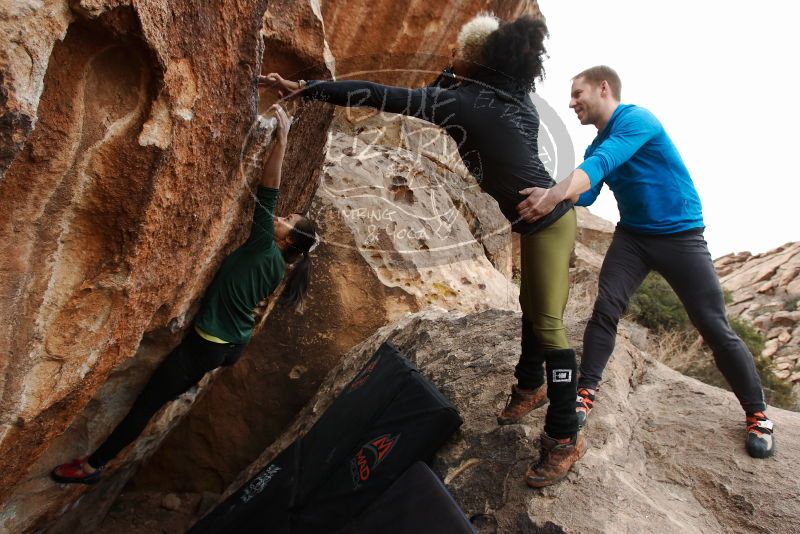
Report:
535,0,799,258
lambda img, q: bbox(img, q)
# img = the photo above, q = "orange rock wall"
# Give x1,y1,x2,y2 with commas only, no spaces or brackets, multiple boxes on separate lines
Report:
0,0,333,530
323,0,541,85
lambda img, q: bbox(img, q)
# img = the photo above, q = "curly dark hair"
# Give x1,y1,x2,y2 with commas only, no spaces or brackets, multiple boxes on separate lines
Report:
479,16,549,90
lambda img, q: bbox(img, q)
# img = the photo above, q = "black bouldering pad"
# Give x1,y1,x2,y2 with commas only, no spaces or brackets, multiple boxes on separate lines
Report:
190,342,462,534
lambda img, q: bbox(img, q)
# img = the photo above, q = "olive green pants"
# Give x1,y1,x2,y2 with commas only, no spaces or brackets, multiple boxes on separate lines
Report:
519,208,576,350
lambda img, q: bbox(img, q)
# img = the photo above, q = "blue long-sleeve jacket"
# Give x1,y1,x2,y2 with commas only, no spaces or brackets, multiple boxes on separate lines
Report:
576,104,704,234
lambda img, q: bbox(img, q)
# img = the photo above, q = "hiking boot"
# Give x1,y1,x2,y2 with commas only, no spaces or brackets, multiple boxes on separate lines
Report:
526,433,587,488
51,457,103,485
575,387,595,429
745,411,775,459
497,384,548,425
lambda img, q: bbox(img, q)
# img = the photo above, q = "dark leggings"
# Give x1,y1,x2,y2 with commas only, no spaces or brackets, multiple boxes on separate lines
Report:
88,328,244,468
579,227,766,413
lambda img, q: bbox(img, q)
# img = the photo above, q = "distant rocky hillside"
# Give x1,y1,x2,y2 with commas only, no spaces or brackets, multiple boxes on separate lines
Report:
716,243,800,387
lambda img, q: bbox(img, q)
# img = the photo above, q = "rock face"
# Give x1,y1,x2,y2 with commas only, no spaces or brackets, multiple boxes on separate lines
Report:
217,308,800,534
1,0,543,530
136,108,521,492
0,0,333,531
133,0,544,496
716,243,800,384
575,206,615,255
321,1,540,86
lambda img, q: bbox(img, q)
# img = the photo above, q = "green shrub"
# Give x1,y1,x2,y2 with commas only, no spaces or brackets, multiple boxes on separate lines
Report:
626,274,798,410
728,317,795,408
723,288,734,305
627,273,689,331
753,355,797,410
729,317,765,357
785,296,800,312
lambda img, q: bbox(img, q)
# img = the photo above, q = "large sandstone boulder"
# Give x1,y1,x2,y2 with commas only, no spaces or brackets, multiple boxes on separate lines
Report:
716,243,800,385
0,0,334,531
217,309,800,533
133,0,545,494
136,107,521,493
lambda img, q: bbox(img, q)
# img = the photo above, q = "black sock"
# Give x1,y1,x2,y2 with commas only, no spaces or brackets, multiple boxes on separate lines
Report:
543,348,578,439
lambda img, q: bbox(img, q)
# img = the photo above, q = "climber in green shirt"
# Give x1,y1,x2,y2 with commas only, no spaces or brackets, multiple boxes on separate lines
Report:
194,183,289,345
51,104,318,484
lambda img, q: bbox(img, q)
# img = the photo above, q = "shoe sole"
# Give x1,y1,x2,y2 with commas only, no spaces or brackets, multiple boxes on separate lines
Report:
576,410,591,430
526,475,566,488
51,472,101,485
497,398,549,425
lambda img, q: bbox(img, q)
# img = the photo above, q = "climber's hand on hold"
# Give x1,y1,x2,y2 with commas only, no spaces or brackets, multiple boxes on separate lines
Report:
258,73,303,99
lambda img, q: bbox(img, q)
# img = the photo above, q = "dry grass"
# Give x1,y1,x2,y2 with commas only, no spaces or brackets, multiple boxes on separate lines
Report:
649,330,704,371
648,328,799,411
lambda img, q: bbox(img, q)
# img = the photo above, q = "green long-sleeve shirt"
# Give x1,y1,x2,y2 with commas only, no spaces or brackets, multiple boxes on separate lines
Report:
195,187,286,344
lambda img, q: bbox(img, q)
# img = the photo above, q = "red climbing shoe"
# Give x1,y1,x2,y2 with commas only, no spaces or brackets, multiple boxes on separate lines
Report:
51,457,103,485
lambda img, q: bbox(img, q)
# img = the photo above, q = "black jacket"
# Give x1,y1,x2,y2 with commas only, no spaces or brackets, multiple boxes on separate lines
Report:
305,74,573,234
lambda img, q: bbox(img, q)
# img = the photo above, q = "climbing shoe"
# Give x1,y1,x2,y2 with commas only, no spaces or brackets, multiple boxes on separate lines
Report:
745,411,775,459
497,384,548,425
526,432,588,488
51,457,104,485
575,387,595,429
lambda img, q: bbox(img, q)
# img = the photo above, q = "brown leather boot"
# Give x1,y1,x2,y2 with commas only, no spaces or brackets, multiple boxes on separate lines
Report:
525,432,587,488
497,384,548,425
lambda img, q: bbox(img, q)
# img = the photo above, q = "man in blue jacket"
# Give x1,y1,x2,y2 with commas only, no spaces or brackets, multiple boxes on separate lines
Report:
516,65,774,458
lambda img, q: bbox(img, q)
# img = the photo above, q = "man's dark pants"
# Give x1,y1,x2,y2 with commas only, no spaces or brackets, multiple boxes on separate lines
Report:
579,226,766,414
